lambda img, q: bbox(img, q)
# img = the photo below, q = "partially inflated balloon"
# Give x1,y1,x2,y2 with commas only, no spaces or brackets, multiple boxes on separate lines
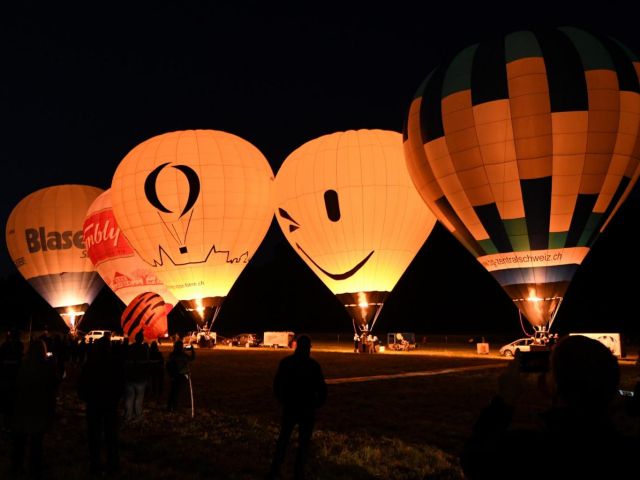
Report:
111,130,274,325
6,185,104,330
404,27,640,331
275,130,437,330
83,189,177,308
121,292,171,342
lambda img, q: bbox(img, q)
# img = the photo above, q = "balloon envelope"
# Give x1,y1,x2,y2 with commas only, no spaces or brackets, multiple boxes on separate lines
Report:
275,129,437,329
6,184,104,330
121,292,170,342
83,189,177,308
404,27,640,330
111,130,274,324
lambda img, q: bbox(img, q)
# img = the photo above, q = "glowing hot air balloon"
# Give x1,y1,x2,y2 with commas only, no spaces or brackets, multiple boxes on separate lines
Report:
111,130,274,326
275,129,437,333
404,27,640,336
121,292,171,342
83,189,177,308
6,185,104,331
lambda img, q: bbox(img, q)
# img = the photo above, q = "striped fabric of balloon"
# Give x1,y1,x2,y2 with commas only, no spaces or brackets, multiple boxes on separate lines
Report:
121,292,170,342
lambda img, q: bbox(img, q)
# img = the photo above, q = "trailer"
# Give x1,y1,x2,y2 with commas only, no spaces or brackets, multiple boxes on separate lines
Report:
263,331,295,348
569,332,623,357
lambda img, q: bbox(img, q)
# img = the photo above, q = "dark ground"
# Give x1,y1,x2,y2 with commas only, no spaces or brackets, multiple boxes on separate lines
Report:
1,340,639,479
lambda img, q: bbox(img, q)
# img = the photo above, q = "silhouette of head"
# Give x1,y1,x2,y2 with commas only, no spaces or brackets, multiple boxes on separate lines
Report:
173,340,184,353
551,335,619,409
90,336,111,361
135,331,144,344
27,339,47,361
295,334,311,356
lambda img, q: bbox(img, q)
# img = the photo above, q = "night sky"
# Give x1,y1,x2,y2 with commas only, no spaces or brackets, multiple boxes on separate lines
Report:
2,3,639,339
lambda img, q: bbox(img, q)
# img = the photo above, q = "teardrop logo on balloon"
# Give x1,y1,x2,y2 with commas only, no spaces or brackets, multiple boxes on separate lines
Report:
144,162,201,255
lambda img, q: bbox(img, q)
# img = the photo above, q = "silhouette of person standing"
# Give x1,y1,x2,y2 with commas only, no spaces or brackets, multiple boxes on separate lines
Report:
10,340,58,477
124,331,150,422
78,337,125,476
148,341,165,399
461,335,639,479
268,334,327,480
166,340,195,412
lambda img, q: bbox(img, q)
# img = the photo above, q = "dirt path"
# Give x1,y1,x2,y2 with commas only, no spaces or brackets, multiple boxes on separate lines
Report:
326,363,504,384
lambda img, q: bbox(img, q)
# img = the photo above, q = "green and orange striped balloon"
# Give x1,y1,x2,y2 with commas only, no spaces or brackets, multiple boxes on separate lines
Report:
404,27,640,330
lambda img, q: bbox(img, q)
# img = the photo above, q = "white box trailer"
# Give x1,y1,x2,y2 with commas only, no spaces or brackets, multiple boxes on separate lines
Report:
264,331,295,348
569,333,622,358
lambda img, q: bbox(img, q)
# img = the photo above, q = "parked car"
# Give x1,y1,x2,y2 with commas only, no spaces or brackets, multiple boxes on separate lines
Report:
499,337,535,357
231,333,261,347
84,330,124,343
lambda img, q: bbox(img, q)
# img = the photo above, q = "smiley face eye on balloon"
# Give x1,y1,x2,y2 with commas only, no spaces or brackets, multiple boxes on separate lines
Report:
323,190,341,222
278,208,300,233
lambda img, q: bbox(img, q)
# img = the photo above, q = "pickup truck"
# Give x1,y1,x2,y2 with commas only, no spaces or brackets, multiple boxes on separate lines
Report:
84,330,125,343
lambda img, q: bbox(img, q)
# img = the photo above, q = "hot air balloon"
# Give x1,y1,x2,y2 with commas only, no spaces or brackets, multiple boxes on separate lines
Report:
404,27,640,336
111,130,274,327
275,129,437,334
83,189,177,308
6,185,104,331
121,292,172,342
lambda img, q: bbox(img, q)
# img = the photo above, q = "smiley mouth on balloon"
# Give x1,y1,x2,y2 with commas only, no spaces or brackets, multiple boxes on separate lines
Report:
295,243,374,280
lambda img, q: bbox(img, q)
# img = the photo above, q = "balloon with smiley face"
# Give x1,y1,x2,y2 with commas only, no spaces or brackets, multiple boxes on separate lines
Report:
275,129,437,332
111,130,274,327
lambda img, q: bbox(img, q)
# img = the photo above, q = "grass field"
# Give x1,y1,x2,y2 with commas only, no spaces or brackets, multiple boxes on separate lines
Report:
1,339,638,479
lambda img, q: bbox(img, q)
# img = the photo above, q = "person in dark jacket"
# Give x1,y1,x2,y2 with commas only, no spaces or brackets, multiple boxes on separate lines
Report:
78,337,125,476
148,341,165,399
124,331,150,422
10,340,58,477
166,340,195,412
461,335,638,479
267,334,327,480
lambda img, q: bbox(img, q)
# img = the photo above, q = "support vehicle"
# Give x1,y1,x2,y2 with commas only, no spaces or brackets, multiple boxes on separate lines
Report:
263,331,295,348
386,332,416,351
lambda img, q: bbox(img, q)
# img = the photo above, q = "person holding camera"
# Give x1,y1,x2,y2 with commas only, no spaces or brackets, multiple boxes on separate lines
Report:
461,335,638,479
165,340,195,412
